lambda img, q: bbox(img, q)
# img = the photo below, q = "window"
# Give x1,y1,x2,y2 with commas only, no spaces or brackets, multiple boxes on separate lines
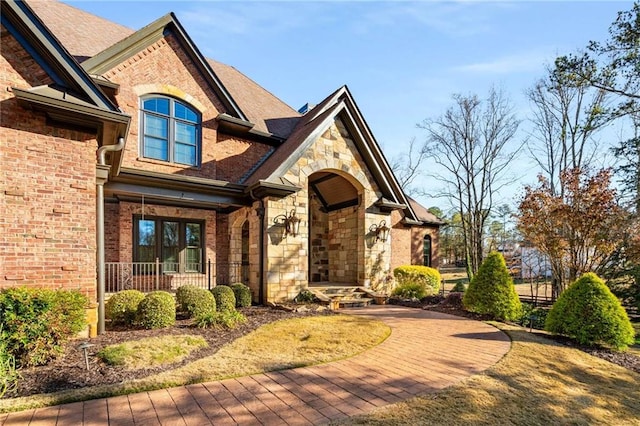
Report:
134,216,204,273
423,235,432,267
140,96,200,166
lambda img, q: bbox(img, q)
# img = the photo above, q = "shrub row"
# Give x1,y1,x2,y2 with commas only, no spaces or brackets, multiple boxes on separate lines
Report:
105,283,252,330
457,252,635,350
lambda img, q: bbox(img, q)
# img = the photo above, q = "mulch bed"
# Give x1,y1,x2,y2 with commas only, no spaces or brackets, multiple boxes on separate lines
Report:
391,294,640,375
6,306,331,399
6,299,639,400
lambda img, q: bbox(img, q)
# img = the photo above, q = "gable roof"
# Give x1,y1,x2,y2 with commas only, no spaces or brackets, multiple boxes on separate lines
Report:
244,86,425,223
27,0,301,139
407,197,446,226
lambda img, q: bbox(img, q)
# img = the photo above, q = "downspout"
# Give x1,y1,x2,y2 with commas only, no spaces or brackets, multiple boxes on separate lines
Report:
249,189,266,304
96,137,125,334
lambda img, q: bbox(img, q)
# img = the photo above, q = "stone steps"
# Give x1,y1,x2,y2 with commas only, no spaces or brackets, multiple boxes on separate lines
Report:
309,286,387,309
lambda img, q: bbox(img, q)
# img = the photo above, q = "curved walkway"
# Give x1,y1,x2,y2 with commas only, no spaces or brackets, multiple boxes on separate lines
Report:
1,306,511,425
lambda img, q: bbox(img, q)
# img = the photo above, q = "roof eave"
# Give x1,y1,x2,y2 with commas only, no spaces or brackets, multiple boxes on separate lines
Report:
216,113,285,146
246,180,301,199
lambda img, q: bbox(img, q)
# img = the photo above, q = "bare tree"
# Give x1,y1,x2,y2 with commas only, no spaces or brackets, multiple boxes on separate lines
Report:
527,64,612,196
418,88,521,279
391,137,430,197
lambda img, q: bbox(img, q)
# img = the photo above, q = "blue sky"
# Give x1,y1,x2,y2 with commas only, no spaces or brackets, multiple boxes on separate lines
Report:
66,0,631,211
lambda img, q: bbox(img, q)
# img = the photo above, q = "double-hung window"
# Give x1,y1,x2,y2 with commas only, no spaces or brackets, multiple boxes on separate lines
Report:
141,96,200,166
134,216,204,273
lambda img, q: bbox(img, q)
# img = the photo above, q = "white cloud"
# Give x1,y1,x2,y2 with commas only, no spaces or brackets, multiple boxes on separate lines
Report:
351,1,518,38
452,50,554,75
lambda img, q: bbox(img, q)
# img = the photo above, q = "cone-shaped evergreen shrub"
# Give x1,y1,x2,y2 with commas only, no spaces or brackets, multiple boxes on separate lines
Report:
463,251,522,321
545,273,635,350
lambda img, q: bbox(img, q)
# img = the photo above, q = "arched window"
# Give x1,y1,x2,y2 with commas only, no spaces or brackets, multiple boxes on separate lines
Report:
423,235,432,267
140,96,200,166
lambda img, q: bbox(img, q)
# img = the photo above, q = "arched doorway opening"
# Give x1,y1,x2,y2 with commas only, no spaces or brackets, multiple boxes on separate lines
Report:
308,171,362,285
241,220,250,284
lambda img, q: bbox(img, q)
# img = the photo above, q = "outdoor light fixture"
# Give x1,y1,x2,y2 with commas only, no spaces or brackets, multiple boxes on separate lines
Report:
274,209,301,237
370,220,390,243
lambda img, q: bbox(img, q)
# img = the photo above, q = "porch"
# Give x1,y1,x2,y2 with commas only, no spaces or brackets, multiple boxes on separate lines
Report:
104,260,249,293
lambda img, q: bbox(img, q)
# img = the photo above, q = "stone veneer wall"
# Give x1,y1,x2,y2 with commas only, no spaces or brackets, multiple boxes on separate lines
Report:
309,194,329,282
227,206,261,302
263,117,393,302
328,206,359,283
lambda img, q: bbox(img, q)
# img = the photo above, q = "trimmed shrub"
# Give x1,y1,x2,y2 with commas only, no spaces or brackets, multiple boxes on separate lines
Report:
545,273,635,350
176,285,216,318
392,282,427,300
463,252,522,321
517,303,549,330
211,285,236,313
136,291,176,329
0,287,87,367
105,290,145,326
230,283,252,308
451,281,466,293
195,310,247,329
393,265,441,296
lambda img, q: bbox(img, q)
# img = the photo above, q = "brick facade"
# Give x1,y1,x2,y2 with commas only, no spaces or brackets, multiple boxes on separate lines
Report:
1,31,99,300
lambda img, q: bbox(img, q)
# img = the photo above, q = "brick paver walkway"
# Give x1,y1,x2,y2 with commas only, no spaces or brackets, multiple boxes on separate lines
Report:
1,305,511,425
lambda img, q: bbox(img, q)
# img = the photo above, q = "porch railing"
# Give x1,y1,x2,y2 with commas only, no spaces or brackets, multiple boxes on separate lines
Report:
105,260,249,293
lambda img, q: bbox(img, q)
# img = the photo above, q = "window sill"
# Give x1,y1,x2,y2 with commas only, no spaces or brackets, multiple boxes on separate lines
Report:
136,157,201,170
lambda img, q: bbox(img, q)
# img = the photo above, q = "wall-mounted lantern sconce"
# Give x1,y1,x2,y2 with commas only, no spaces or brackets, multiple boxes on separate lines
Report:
274,209,301,237
370,220,390,243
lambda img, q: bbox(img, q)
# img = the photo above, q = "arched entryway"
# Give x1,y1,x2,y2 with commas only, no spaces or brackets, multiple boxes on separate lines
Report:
308,171,362,285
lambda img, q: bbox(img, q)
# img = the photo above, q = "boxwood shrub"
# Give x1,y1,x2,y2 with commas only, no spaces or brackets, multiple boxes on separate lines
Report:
211,285,236,313
230,283,252,308
176,285,216,318
136,291,176,329
393,265,441,296
105,289,145,326
0,287,87,367
463,251,522,321
545,273,635,350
